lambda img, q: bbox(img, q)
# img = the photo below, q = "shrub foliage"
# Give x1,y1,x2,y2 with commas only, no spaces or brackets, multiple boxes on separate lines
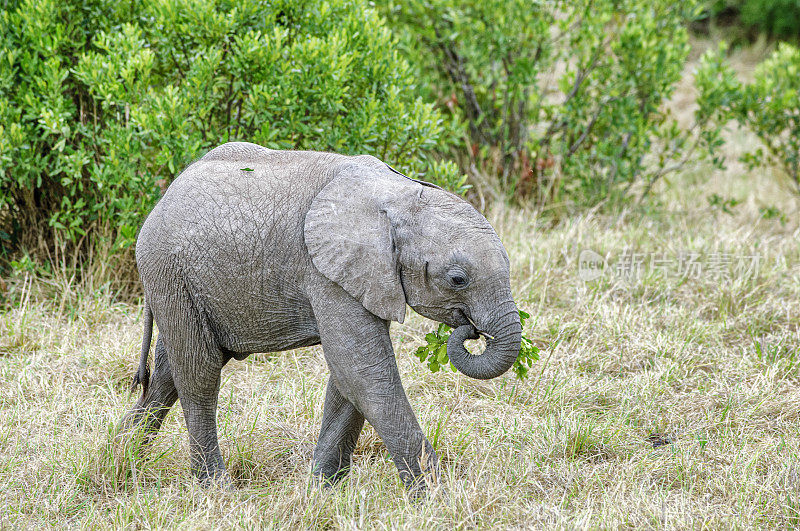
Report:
382,0,720,206
696,42,800,192
703,0,800,41
0,0,461,262
1,0,797,279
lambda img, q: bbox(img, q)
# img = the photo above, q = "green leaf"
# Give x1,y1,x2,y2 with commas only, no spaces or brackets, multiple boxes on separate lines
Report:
415,309,538,380
436,344,449,364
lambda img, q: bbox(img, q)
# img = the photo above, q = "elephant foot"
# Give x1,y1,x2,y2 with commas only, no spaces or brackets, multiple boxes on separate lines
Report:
311,458,352,488
120,406,154,434
397,444,440,499
115,409,162,457
400,472,434,500
197,468,234,489
190,442,231,489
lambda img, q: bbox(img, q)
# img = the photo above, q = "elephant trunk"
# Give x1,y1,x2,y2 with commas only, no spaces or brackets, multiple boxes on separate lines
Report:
446,301,521,380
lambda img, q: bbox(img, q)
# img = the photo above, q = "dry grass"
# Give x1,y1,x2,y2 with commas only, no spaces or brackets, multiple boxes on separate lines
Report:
1,159,798,528
2,49,800,528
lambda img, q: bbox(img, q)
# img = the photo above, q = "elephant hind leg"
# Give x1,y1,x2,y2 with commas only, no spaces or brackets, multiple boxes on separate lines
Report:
313,377,365,486
160,308,228,484
122,335,178,435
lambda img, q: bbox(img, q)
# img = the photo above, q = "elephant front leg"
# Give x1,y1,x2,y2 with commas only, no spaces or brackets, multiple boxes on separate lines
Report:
309,282,439,493
313,378,365,485
326,354,439,493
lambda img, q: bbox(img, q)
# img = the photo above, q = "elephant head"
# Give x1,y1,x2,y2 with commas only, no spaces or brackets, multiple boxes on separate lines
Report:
304,162,522,380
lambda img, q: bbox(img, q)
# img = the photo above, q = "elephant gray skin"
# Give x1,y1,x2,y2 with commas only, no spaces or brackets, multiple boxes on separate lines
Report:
124,142,522,492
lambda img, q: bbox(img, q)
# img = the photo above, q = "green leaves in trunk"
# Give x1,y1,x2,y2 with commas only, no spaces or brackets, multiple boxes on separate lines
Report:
414,310,539,379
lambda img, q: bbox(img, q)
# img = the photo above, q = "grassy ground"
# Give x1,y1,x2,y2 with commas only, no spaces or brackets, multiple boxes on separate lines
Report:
1,159,798,528
1,49,800,529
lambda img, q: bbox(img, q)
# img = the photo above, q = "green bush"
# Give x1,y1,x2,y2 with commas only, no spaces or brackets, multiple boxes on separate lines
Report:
740,0,800,39
737,43,800,189
696,42,800,191
382,0,719,207
0,0,462,269
702,0,800,40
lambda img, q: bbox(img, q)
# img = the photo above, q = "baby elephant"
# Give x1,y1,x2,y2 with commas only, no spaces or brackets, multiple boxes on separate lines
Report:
124,142,521,491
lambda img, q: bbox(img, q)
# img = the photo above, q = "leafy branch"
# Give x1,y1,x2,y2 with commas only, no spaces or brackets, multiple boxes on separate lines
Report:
414,310,539,379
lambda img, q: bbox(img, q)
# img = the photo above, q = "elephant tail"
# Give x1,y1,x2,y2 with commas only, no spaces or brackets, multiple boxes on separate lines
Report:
130,302,153,397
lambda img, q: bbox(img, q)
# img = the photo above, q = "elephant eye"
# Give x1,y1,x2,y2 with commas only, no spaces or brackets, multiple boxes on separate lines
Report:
448,271,469,288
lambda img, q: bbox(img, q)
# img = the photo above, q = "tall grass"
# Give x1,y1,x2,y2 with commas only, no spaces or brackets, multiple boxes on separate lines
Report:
1,141,798,526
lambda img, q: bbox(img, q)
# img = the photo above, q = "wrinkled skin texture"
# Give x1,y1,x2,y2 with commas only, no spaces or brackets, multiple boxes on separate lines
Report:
124,142,521,491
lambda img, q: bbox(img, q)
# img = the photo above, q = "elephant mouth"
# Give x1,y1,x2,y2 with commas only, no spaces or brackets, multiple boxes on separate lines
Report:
446,299,522,380
450,309,494,340
416,306,495,341
447,308,471,330
465,315,495,340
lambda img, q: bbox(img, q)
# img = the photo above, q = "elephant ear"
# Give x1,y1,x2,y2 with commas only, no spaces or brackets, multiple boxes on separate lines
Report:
304,166,412,324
